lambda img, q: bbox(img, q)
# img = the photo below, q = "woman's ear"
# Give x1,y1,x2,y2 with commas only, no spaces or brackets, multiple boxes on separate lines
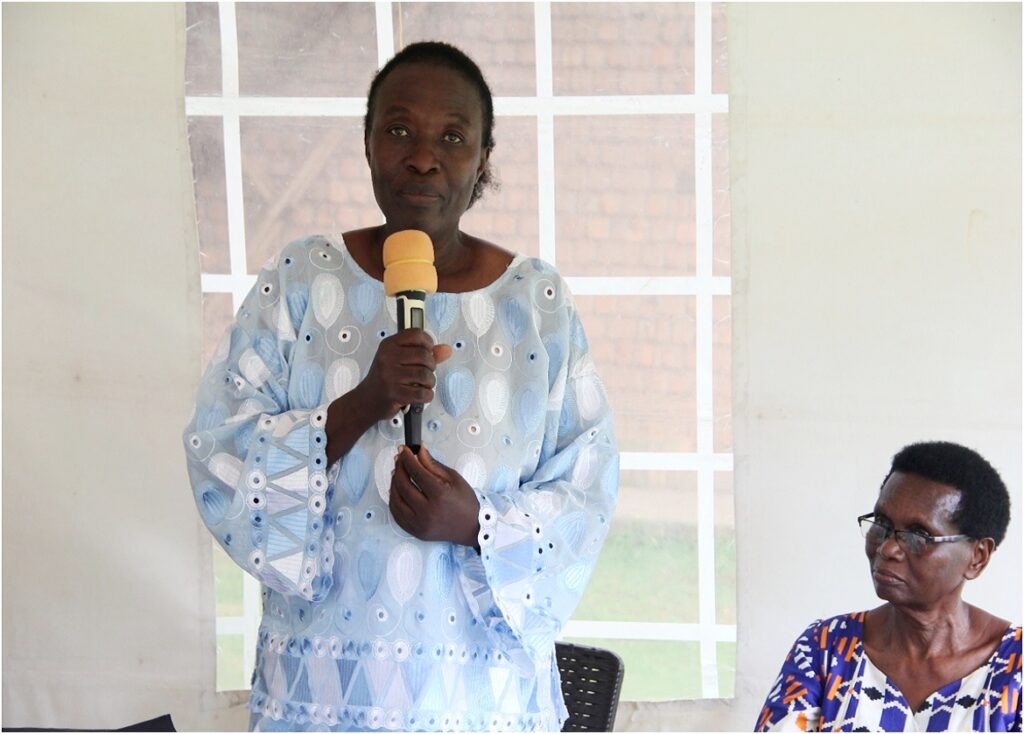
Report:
963,537,995,580
477,146,491,177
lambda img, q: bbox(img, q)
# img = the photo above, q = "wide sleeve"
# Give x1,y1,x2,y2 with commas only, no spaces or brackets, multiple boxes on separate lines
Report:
182,238,336,602
453,301,619,672
755,619,828,732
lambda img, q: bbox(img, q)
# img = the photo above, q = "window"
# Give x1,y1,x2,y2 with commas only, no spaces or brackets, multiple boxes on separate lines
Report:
185,0,732,699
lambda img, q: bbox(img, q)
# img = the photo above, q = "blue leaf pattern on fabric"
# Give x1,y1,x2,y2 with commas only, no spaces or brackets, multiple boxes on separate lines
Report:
498,296,528,346
439,367,475,418
427,292,459,335
286,286,309,332
341,448,370,504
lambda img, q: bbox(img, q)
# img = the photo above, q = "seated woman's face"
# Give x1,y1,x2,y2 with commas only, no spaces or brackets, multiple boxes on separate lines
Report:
866,472,975,608
364,61,489,238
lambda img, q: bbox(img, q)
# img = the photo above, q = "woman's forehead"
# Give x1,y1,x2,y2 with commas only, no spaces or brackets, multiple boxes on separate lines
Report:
876,471,962,523
374,62,483,120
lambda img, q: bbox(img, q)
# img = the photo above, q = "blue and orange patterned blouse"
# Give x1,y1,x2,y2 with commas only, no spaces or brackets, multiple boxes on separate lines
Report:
183,235,619,731
756,612,1022,732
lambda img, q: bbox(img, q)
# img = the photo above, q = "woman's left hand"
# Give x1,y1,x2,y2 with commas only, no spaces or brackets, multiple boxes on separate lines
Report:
389,445,481,547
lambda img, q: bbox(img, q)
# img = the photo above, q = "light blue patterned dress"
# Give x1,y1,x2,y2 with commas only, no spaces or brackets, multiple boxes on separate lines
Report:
183,235,620,732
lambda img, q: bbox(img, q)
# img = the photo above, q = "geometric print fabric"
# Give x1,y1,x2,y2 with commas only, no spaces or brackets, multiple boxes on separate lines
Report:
756,611,1022,732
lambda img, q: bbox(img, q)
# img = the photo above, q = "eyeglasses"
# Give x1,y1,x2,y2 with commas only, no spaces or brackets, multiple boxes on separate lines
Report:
857,513,971,556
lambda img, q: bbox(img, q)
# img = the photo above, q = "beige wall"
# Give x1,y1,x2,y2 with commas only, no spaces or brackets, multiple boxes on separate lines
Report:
2,2,1019,731
1,3,230,730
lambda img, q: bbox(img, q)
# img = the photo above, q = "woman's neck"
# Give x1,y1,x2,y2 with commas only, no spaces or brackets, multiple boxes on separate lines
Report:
874,601,974,660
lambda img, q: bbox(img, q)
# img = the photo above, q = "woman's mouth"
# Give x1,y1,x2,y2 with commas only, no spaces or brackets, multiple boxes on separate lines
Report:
399,188,441,205
871,567,904,585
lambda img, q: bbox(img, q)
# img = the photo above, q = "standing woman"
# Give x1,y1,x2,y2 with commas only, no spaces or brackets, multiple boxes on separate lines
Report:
756,441,1020,732
183,42,619,732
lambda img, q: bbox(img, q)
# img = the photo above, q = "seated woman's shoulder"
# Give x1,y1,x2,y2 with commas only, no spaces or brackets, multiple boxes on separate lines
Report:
786,611,870,651
807,610,869,633
969,605,1019,650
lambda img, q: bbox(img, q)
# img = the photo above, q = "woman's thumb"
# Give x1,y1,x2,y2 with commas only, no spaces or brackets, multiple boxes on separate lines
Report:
433,344,453,364
417,445,448,480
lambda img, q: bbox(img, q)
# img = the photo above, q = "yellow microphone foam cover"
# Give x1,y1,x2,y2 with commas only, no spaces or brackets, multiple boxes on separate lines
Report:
382,230,438,296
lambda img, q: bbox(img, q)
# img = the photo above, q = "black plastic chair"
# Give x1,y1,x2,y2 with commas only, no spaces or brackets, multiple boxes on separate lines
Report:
556,642,625,732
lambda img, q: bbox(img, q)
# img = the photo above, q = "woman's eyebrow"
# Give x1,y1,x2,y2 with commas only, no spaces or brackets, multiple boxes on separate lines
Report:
874,505,940,533
379,104,411,118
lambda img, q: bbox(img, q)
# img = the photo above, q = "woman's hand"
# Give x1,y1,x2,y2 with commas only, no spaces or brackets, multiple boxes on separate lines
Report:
325,331,451,465
389,445,481,547
360,330,452,422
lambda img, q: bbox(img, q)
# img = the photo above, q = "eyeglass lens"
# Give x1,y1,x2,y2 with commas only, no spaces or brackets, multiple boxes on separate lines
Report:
861,518,925,554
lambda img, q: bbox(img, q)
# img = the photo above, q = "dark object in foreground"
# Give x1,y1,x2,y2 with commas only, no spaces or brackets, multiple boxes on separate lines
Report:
556,642,625,732
4,714,175,733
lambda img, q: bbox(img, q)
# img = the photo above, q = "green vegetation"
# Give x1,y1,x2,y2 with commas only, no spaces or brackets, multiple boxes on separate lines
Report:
217,634,246,691
568,519,737,699
213,542,243,617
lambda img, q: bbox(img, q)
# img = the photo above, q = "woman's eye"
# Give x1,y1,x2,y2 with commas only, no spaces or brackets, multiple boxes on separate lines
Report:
443,132,464,144
387,126,409,137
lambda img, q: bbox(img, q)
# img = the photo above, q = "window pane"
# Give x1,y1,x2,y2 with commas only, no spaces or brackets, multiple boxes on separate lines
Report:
712,3,729,95
555,116,696,277
461,116,540,259
216,634,247,691
576,471,698,623
575,295,696,453
202,293,235,369
713,295,732,452
714,471,736,625
551,3,694,96
394,3,536,96
236,3,379,97
717,641,736,698
712,113,731,276
187,116,230,274
185,2,221,96
565,638,702,701
213,540,243,617
240,117,378,272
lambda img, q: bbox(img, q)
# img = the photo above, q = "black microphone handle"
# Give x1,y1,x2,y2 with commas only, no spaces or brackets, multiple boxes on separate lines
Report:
395,290,427,454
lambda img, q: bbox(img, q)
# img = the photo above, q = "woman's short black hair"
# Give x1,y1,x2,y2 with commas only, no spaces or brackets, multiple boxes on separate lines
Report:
363,41,496,207
883,441,1011,547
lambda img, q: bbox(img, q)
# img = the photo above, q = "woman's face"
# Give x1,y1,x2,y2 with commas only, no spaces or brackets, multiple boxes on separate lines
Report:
865,472,978,610
365,62,489,241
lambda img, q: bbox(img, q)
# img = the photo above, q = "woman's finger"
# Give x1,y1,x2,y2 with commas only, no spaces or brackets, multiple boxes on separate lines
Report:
416,445,451,483
392,459,429,514
396,446,443,499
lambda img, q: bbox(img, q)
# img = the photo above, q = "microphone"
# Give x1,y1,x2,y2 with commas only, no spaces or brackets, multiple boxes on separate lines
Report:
382,230,438,454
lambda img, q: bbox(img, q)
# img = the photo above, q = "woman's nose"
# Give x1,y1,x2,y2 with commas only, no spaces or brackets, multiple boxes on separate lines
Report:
405,139,439,174
876,532,905,559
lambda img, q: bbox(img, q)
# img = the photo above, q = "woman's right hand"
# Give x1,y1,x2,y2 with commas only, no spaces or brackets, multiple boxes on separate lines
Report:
359,330,452,421
324,331,451,465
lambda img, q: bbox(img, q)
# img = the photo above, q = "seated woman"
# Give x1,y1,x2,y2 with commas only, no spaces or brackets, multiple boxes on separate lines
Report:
756,441,1021,732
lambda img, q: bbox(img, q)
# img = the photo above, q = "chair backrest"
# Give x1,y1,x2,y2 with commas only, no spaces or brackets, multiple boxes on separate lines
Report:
555,642,625,732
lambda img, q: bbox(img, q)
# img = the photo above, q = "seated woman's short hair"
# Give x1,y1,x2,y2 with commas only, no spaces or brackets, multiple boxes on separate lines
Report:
882,440,1011,546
